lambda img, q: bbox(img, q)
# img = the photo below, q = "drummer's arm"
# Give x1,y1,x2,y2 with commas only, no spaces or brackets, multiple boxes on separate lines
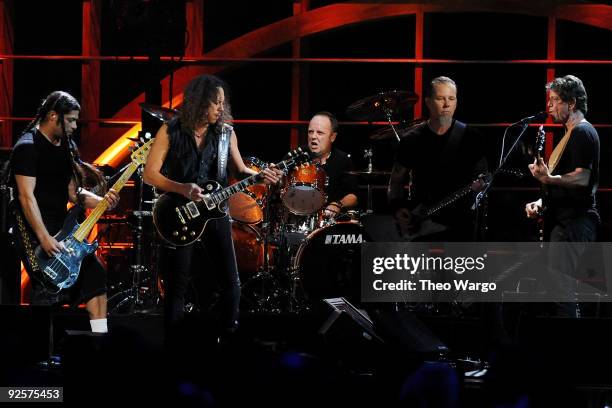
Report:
229,130,282,185
327,193,358,215
338,193,358,210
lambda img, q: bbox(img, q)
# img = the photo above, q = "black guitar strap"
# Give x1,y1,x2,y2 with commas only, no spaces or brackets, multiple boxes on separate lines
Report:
439,120,466,165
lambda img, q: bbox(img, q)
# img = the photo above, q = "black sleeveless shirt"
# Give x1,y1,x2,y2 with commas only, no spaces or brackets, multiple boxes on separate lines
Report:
162,117,230,187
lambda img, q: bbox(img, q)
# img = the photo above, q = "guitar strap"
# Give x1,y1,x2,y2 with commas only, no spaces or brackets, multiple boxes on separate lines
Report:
217,124,232,184
196,124,232,186
439,120,466,165
12,204,40,275
547,127,572,174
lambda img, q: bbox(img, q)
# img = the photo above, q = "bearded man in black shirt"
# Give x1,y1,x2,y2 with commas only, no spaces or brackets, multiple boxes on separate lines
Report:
388,76,487,242
9,91,119,333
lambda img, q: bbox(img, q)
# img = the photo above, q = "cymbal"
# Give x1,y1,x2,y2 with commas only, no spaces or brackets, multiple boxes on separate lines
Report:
346,90,419,121
346,170,391,177
139,103,179,122
369,118,426,141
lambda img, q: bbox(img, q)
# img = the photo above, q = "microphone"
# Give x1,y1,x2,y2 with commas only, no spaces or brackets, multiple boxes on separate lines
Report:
517,111,548,124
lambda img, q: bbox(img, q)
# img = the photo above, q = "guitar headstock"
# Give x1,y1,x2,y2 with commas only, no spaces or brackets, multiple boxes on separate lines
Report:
284,147,311,168
130,135,155,165
535,125,545,160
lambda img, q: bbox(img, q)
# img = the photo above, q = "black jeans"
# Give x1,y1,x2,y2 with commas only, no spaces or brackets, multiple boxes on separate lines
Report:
162,216,240,331
546,215,597,317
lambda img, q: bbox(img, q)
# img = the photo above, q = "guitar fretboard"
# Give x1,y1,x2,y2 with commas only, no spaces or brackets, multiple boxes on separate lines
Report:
424,185,473,217
211,173,261,205
73,161,140,242
209,159,294,205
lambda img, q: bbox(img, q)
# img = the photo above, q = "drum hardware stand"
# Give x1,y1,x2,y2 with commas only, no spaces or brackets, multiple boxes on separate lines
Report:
382,105,402,143
239,184,288,313
109,134,160,314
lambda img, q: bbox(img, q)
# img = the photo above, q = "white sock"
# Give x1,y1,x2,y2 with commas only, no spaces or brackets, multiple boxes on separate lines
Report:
90,318,108,333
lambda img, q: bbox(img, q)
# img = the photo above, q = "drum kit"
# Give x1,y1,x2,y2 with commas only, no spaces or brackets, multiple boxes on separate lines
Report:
228,164,371,313
120,92,420,314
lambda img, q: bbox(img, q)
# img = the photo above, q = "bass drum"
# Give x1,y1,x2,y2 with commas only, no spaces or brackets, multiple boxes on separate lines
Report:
228,157,268,224
293,220,369,304
231,221,273,278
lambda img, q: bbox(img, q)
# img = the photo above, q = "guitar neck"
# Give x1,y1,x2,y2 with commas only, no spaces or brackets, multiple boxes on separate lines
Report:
209,158,295,205
423,184,472,218
210,173,261,205
73,161,140,241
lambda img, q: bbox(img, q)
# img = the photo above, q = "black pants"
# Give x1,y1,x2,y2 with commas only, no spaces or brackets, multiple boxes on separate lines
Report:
545,215,597,317
162,216,240,331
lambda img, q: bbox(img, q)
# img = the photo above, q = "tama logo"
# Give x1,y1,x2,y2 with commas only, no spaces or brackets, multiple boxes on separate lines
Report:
325,234,364,244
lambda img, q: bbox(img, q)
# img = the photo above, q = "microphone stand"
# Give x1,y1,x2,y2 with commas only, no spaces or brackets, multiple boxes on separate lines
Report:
472,120,532,238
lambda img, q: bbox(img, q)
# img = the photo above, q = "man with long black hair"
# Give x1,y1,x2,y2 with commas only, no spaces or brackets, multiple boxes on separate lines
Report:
144,75,282,339
9,91,119,333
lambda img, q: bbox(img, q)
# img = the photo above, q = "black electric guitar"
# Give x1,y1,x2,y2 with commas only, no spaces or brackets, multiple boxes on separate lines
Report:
12,139,154,293
153,148,310,246
398,174,490,241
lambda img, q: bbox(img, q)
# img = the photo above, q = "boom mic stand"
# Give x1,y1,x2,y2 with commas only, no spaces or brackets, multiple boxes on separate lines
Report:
471,120,534,239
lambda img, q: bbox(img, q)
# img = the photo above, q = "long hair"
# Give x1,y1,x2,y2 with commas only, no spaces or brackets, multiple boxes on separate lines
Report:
179,75,233,136
23,91,81,136
23,91,106,195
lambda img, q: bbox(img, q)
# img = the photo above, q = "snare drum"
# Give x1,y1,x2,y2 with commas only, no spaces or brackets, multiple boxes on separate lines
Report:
228,157,268,224
281,163,328,215
293,220,369,304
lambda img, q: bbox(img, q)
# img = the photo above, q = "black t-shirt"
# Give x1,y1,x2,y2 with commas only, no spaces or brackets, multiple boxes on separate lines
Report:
162,117,228,187
547,121,600,222
11,130,73,230
320,148,358,204
394,120,487,226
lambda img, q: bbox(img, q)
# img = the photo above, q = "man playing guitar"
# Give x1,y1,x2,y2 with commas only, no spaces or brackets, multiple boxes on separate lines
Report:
9,91,119,333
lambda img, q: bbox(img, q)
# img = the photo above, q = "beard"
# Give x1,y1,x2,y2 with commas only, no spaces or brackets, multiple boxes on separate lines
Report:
439,115,453,128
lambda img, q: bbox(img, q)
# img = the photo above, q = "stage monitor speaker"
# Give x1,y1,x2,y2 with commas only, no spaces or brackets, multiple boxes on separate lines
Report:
320,298,448,357
369,308,449,356
318,297,384,368
319,297,384,344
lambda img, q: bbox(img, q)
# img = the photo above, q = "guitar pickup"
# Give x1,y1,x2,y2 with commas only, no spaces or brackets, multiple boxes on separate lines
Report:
185,202,200,218
175,207,186,225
